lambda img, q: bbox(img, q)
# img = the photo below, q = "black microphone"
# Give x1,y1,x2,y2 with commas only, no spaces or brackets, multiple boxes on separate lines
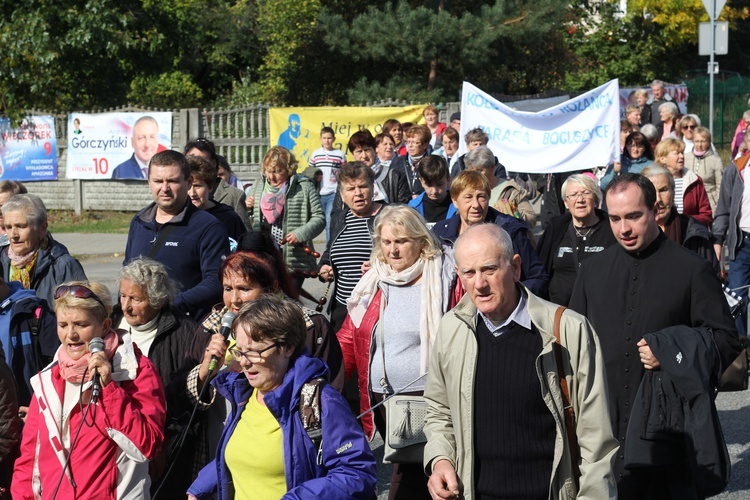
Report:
208,311,236,372
88,337,106,403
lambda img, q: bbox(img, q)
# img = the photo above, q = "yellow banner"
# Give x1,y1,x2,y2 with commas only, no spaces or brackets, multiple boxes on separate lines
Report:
269,105,426,167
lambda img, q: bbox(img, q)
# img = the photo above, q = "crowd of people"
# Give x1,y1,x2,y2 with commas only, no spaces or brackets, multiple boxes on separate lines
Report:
0,89,748,500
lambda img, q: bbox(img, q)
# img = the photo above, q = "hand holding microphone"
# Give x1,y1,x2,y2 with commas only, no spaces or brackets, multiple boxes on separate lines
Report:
199,311,236,385
87,337,110,404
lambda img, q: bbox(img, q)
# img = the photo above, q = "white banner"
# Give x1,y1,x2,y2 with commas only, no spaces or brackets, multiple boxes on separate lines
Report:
459,80,621,173
67,112,172,180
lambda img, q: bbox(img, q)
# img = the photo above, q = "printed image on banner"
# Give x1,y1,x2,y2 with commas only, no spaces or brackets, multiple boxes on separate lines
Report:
0,116,58,181
269,106,426,167
67,112,172,180
460,80,621,174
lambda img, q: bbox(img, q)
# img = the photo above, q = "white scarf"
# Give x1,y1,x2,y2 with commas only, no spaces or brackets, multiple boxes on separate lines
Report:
346,255,443,374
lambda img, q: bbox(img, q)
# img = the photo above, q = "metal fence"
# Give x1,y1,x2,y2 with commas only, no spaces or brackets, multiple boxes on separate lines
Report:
685,72,750,149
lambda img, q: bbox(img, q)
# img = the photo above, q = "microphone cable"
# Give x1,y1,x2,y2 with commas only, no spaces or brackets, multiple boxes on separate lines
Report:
151,362,218,500
51,367,97,499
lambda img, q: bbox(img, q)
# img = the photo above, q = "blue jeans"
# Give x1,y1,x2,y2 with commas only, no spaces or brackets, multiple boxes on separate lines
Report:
728,234,750,337
320,192,335,242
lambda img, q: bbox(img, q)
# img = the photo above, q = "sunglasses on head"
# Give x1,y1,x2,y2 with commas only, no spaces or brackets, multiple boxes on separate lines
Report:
54,285,107,309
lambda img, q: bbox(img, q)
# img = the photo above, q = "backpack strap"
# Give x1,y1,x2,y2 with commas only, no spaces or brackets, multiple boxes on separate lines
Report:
29,306,45,370
300,377,326,465
552,306,581,486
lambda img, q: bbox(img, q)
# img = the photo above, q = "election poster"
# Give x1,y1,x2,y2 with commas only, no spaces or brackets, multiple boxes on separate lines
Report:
67,112,172,180
459,80,621,173
269,105,426,167
0,116,58,181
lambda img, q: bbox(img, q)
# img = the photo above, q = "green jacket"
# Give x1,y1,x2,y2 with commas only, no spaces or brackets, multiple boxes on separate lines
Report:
253,173,325,271
423,287,618,500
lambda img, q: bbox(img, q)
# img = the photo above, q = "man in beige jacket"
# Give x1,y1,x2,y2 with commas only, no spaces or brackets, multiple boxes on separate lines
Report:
423,224,617,499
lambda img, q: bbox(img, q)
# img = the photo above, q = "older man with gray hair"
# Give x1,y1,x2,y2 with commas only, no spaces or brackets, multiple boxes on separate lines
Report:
648,79,675,127
423,223,617,500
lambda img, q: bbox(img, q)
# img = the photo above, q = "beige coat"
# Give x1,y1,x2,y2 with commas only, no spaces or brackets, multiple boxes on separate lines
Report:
490,180,537,228
423,288,618,500
685,149,724,215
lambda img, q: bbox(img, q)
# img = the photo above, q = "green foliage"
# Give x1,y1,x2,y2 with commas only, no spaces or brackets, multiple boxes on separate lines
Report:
563,1,675,91
319,0,568,101
346,76,443,104
249,0,321,104
127,71,204,108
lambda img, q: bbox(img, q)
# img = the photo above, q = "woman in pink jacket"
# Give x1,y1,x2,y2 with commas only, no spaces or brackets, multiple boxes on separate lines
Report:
12,281,165,499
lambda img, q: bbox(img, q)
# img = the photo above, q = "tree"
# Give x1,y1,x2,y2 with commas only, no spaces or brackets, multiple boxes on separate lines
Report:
319,0,568,102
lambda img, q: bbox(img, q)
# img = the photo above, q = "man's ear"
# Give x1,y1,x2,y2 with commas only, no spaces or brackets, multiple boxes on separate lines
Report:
511,254,522,282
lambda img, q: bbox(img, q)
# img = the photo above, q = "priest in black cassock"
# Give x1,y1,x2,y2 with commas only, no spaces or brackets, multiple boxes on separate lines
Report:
570,173,742,500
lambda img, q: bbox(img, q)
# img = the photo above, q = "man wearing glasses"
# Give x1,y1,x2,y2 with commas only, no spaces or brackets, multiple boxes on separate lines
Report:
424,223,617,500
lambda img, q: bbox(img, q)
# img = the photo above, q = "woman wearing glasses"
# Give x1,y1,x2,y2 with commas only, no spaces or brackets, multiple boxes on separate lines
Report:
187,295,376,500
677,114,700,153
12,281,166,499
536,174,616,306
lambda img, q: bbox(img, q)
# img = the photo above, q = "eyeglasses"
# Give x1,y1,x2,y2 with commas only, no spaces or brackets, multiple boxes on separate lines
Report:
682,125,696,130
54,285,107,310
228,343,279,363
565,190,594,201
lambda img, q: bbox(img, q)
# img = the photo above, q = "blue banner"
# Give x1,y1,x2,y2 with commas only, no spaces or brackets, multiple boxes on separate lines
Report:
0,116,58,181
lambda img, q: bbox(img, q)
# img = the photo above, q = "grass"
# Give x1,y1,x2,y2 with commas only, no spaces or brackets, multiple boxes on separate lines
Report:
47,210,133,233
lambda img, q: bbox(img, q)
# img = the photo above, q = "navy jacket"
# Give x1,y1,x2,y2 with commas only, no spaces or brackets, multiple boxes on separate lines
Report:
432,207,549,298
187,354,377,499
111,154,145,179
0,285,57,406
124,201,229,319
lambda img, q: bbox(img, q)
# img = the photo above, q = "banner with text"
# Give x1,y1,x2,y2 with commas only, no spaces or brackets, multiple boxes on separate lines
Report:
67,112,172,180
459,80,621,173
0,116,58,181
269,106,426,167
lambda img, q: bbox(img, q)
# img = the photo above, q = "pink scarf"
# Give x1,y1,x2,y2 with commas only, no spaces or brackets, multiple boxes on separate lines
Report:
260,181,288,225
57,329,120,383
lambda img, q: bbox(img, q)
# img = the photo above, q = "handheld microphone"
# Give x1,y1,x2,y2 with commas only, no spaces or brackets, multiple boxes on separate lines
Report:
208,311,236,372
88,337,106,403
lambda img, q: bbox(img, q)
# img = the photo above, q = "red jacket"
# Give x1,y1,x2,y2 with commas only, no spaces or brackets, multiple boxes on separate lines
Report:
12,336,166,499
682,170,713,227
337,290,384,440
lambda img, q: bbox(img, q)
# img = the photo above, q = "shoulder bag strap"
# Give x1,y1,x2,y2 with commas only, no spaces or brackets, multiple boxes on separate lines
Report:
553,306,581,485
147,224,177,259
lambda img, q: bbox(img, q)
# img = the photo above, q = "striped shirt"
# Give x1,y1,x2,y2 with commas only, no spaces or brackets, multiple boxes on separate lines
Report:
331,212,374,304
674,177,685,213
309,147,346,196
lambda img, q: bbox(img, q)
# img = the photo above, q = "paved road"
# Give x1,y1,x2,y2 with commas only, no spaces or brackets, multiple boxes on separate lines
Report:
56,232,750,498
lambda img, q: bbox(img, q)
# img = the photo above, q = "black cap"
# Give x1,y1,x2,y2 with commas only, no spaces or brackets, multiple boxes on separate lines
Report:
450,112,461,123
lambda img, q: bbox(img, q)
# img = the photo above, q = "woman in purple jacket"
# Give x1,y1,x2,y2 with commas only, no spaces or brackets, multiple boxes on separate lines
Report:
187,295,376,500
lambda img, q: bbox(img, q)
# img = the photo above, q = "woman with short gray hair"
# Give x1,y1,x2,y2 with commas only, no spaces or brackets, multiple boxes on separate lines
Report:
0,193,86,308
112,257,197,387
536,174,617,306
657,101,680,141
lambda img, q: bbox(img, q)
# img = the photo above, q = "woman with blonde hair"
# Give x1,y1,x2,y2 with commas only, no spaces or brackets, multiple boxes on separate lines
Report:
251,146,325,289
13,281,165,499
654,138,713,226
684,126,723,214
338,205,448,499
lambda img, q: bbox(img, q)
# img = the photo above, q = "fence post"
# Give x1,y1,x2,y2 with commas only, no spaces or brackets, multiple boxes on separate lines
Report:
188,108,200,142
73,179,82,215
